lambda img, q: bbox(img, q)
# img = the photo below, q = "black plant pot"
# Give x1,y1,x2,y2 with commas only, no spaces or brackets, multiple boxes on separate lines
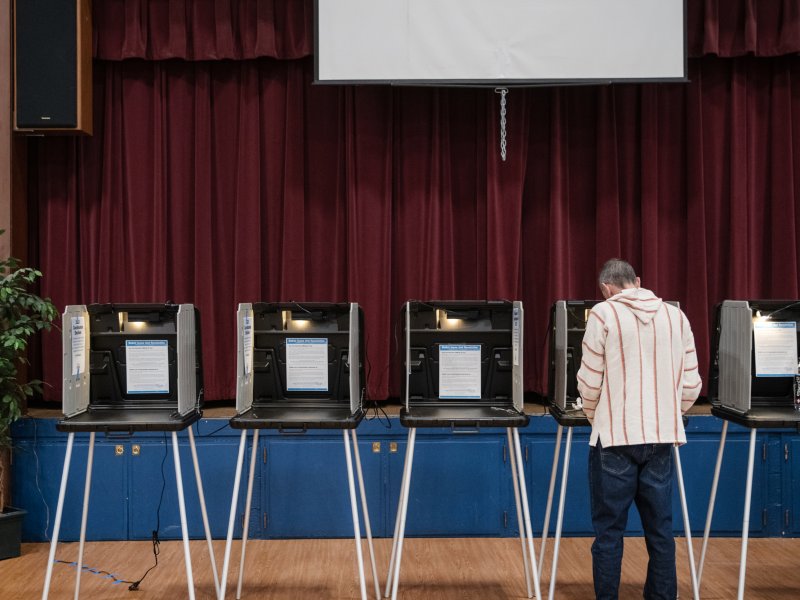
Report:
0,507,26,560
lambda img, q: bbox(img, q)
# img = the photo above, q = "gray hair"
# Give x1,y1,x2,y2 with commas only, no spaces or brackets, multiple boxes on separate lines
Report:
598,259,637,287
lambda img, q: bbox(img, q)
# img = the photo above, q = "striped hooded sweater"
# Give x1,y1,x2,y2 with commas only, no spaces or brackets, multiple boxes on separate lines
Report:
576,287,702,448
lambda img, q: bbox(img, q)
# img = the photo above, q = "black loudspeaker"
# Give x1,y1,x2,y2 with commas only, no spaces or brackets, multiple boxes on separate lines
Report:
14,0,92,134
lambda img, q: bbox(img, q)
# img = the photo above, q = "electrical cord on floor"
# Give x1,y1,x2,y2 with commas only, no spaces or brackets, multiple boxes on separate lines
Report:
126,529,161,591
126,433,168,591
52,559,139,587
50,436,166,593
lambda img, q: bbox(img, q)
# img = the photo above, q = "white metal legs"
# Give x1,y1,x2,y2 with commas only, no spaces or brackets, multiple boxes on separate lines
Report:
42,432,74,600
73,432,95,600
384,428,415,598
673,446,699,600
351,430,381,600
697,420,728,588
344,430,369,600
389,427,417,600
697,424,756,600
172,431,196,600
547,427,572,600
219,430,248,600
235,429,259,600
218,430,255,600
188,427,220,598
507,428,533,597
512,428,542,600
387,428,540,600
220,429,378,600
737,428,758,600
43,430,213,600
539,424,563,580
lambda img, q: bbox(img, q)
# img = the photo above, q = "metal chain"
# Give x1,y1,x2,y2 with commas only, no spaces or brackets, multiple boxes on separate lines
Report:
495,87,508,162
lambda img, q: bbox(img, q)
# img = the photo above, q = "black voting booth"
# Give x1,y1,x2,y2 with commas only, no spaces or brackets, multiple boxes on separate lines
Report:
543,300,699,600
59,303,203,431
387,300,542,600
219,302,378,600
400,300,528,427
709,300,800,426
44,304,218,600
548,300,598,426
230,302,364,429
700,300,800,599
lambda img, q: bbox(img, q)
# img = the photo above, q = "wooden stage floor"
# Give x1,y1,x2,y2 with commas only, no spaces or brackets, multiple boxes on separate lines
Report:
2,537,799,599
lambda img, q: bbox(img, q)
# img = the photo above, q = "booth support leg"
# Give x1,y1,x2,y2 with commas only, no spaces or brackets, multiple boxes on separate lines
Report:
737,428,758,600
548,427,572,600
172,431,195,600
235,430,259,600
188,427,220,598
540,424,563,579
219,430,248,600
513,428,542,600
390,428,417,600
73,432,95,600
697,420,728,589
42,432,75,600
674,445,699,600
351,430,381,600
507,427,532,597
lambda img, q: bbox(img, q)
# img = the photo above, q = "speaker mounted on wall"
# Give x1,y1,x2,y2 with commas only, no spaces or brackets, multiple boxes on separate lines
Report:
14,0,92,135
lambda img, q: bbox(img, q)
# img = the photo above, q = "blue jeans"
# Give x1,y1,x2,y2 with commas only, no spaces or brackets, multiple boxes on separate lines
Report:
589,442,676,600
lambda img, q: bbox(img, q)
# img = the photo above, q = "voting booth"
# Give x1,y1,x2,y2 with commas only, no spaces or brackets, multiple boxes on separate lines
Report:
543,300,699,600
709,300,800,422
44,304,218,600
386,300,541,600
218,302,378,600
700,300,800,599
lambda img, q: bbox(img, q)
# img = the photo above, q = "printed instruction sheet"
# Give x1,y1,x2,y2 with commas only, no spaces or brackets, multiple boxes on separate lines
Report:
286,338,329,391
439,344,482,399
753,321,798,377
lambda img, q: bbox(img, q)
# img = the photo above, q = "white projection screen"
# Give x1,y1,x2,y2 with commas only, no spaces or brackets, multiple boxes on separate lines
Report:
315,0,686,85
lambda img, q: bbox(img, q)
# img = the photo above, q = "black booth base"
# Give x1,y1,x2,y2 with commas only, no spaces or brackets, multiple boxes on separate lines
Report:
548,405,591,428
711,405,800,429
230,406,364,430
399,405,529,428
0,507,26,560
56,409,202,432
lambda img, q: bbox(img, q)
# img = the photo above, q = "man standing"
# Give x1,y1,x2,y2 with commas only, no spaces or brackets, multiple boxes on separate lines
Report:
577,259,702,600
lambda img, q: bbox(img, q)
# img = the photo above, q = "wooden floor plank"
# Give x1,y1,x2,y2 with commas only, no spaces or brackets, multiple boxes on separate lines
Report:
1,537,798,599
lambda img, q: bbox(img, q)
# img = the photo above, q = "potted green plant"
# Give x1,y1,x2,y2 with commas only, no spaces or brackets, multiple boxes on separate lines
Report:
0,236,57,559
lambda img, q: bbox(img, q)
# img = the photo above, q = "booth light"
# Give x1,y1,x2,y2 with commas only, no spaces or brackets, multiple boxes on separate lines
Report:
436,309,463,330
283,310,311,330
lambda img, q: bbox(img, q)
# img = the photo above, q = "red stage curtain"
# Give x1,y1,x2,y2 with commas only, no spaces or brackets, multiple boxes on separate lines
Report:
93,0,312,60
91,0,800,61
31,55,800,401
687,0,800,57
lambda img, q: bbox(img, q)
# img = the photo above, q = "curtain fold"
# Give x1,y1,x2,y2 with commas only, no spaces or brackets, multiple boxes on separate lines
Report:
92,0,800,61
32,55,800,402
687,0,800,57
94,0,313,60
